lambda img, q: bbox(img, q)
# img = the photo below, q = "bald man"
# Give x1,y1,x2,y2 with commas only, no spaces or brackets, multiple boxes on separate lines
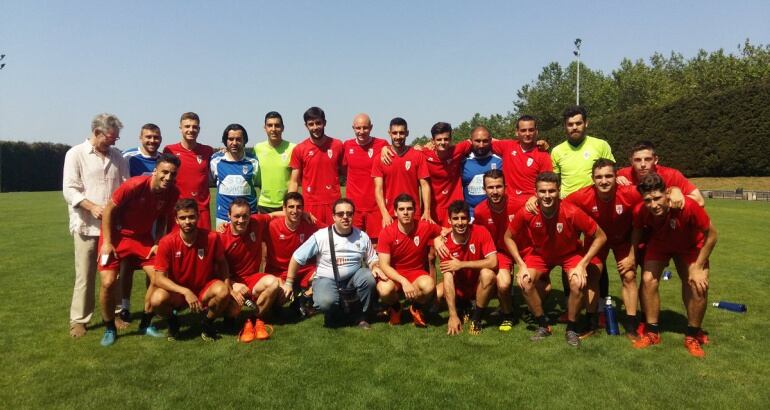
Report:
343,114,389,242
462,126,502,219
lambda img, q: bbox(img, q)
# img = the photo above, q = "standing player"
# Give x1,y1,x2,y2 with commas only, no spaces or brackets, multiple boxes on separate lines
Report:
435,201,498,335
210,124,259,226
472,170,520,331
617,140,705,207
565,159,643,338
632,173,717,357
373,117,432,227
118,123,163,322
377,194,443,327
164,112,215,229
420,122,471,226
218,198,279,342
149,199,236,341
264,192,321,317
490,115,553,211
343,113,389,241
504,172,607,347
461,126,502,219
254,111,295,213
288,107,344,226
97,153,180,345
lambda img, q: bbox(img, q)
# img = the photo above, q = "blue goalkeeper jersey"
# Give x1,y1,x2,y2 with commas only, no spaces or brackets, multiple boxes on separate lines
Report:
210,151,259,221
123,147,158,177
461,152,502,219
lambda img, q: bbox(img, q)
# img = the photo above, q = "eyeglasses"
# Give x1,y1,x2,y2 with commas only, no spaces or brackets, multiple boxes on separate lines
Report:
334,211,354,217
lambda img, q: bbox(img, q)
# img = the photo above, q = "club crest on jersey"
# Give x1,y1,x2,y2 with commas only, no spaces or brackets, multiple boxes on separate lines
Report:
281,153,288,161
405,161,411,171
327,149,333,159
491,163,498,170
442,189,449,195
196,155,203,164
556,223,564,233
242,165,249,175
300,234,305,242
526,158,534,167
583,151,590,160
469,244,476,254
367,148,373,158
508,215,514,222
670,219,677,229
250,232,257,242
414,236,420,246
616,204,624,215
197,248,205,260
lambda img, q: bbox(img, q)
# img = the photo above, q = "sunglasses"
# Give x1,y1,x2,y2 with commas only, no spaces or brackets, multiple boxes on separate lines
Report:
334,211,354,217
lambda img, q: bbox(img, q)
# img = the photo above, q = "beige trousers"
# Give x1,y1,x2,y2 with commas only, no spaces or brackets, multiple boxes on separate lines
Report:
70,233,98,325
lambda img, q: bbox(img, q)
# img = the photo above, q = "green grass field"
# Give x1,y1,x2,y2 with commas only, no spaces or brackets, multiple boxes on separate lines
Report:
1,192,769,408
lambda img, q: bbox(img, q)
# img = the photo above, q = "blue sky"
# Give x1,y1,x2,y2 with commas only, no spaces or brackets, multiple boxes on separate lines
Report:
1,0,768,149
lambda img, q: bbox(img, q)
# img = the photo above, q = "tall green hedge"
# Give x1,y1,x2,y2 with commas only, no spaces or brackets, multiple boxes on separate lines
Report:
0,141,71,192
540,79,770,177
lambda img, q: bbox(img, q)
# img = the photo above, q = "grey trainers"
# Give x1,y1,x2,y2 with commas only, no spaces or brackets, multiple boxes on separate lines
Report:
565,330,581,347
530,326,552,341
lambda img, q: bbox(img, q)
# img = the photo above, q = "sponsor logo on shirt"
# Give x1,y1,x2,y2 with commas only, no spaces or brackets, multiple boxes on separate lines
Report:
175,251,182,258
349,148,354,154
279,234,285,240
197,248,205,260
308,150,315,157
592,206,599,213
487,218,494,225
535,221,542,228
556,223,563,233
452,252,460,258
512,151,517,156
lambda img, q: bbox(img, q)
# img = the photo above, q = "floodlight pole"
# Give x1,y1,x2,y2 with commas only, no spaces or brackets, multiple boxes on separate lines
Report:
573,39,581,105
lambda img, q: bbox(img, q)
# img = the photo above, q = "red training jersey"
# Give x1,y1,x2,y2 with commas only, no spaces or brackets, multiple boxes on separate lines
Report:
473,196,519,254
163,142,214,208
565,185,642,247
371,147,430,216
617,165,697,195
491,139,552,199
377,220,442,271
508,201,597,262
155,230,224,292
110,175,179,237
422,140,471,225
265,216,320,277
218,214,272,282
633,197,710,254
343,137,389,211
289,137,344,205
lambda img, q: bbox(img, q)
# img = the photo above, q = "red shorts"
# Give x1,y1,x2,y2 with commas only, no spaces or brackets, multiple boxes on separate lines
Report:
451,269,480,301
393,269,430,286
279,267,315,289
240,272,275,293
524,252,600,273
306,202,334,227
497,252,514,271
353,208,382,240
645,245,703,267
172,278,220,309
97,234,155,271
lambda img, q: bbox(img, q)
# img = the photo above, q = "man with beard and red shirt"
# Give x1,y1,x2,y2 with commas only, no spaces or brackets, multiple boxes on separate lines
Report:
565,159,643,338
163,112,215,229
377,194,443,327
617,140,705,207
96,153,180,346
435,201,497,336
473,169,520,331
343,113,389,241
372,117,433,227
631,173,717,358
504,172,607,348
491,115,553,211
288,106,344,227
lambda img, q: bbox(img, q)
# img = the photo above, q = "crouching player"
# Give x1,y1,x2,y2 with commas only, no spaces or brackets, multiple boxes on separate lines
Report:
472,169,520,331
218,198,280,342
504,172,607,347
632,173,717,357
97,153,180,346
265,192,321,317
565,159,643,339
150,199,236,341
435,201,497,335
377,194,443,327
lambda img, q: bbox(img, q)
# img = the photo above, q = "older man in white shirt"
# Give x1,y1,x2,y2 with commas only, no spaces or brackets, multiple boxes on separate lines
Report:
62,113,129,338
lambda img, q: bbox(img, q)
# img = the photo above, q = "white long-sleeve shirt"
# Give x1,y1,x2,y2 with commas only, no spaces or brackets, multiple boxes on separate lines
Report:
62,140,129,236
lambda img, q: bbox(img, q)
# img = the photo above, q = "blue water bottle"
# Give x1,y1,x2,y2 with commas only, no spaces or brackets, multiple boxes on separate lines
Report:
713,301,747,313
604,297,620,335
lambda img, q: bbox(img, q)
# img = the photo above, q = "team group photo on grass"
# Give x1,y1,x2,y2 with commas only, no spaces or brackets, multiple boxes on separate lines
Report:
3,1,769,408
